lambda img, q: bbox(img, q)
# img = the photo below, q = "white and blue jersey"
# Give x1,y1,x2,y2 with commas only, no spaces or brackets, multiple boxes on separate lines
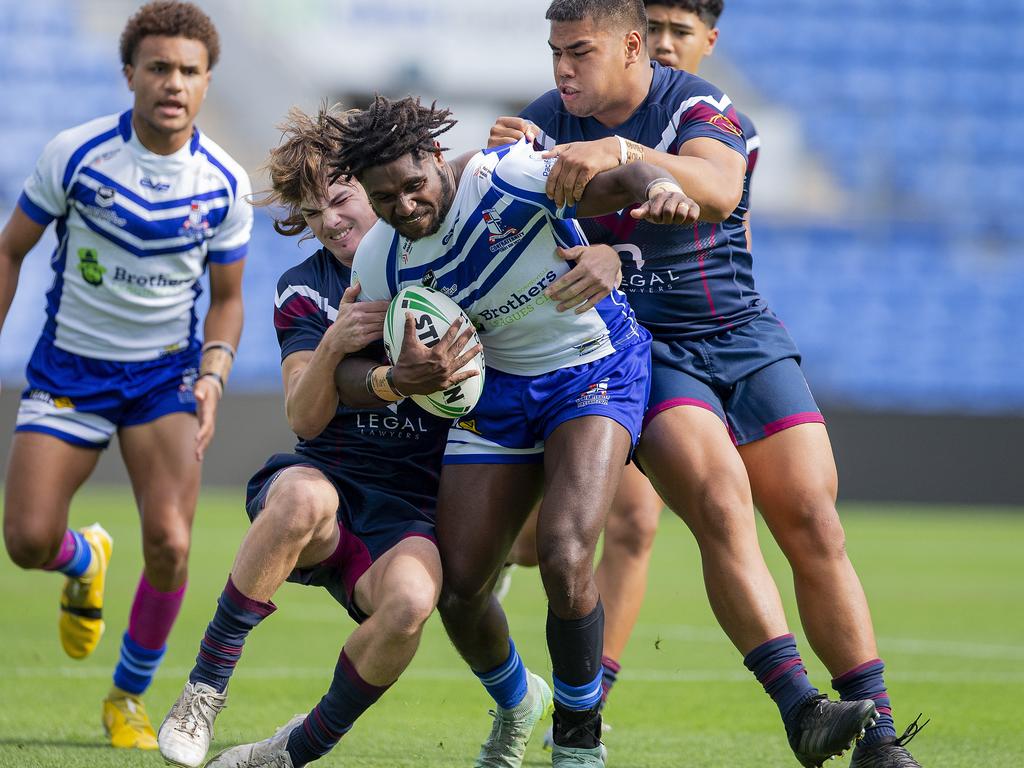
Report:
353,140,651,463
353,139,644,376
18,109,252,362
13,110,252,447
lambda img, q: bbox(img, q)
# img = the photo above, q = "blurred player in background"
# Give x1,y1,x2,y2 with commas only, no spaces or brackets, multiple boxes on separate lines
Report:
159,104,477,768
0,0,251,750
486,0,923,765
335,96,701,768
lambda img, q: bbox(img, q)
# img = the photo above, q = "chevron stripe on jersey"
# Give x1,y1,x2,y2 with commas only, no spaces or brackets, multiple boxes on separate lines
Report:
352,140,643,376
18,110,252,361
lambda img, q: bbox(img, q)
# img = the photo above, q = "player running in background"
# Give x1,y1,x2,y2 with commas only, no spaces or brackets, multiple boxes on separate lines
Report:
158,104,476,768
486,1,912,766
333,96,698,768
0,1,250,750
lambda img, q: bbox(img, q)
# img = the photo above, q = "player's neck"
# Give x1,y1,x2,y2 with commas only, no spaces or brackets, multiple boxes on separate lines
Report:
591,60,655,129
131,112,194,156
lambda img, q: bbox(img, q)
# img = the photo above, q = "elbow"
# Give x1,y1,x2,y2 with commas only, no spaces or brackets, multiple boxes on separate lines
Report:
285,405,327,441
701,189,742,223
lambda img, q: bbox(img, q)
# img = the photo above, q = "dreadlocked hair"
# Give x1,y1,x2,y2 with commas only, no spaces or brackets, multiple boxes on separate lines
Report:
327,95,457,182
253,103,353,239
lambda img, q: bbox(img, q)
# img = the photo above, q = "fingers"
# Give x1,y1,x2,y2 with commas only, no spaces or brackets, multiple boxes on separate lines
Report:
341,282,361,304
556,246,584,262
437,316,465,349
633,193,701,224
452,341,483,370
448,368,481,385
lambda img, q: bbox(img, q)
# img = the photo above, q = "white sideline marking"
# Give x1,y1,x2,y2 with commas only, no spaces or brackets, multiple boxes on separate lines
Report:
287,610,1024,662
7,666,1023,684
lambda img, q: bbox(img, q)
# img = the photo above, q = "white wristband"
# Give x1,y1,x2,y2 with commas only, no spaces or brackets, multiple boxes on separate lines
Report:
616,135,628,166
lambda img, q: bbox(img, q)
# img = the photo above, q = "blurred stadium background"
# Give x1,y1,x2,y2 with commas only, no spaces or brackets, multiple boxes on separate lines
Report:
1,3,1023,767
0,0,1021,504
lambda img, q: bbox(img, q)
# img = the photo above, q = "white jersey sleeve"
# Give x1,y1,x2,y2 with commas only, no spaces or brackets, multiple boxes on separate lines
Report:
204,149,253,264
488,140,575,220
351,220,397,301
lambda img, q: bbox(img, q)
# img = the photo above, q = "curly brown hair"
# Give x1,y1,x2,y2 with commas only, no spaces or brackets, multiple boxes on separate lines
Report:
255,104,355,239
120,1,221,69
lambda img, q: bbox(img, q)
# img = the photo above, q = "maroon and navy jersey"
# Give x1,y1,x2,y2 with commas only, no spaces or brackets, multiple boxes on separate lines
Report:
521,61,762,341
273,248,449,509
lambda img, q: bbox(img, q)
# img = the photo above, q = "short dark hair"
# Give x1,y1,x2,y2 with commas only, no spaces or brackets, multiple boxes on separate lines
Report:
545,0,648,40
119,1,221,69
643,0,724,28
327,95,457,181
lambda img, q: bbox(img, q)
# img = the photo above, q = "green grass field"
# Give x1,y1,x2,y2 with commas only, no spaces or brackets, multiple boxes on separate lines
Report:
1,488,1022,767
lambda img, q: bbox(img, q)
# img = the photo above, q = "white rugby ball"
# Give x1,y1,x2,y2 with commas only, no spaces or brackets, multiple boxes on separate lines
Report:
384,286,485,419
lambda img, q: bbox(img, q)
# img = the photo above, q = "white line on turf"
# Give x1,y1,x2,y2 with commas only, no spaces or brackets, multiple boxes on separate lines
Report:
7,667,1024,684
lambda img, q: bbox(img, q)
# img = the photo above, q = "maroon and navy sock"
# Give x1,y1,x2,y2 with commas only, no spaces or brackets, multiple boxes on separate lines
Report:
743,634,820,734
286,648,390,765
598,655,620,712
832,658,895,745
188,576,276,693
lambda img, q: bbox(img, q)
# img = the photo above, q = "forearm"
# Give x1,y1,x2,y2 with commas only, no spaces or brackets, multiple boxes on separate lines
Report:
575,161,671,218
203,294,243,348
286,345,347,439
636,148,742,222
334,356,386,409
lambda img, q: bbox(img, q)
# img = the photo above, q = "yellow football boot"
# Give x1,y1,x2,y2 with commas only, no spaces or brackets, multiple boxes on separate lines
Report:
103,686,158,750
59,523,113,659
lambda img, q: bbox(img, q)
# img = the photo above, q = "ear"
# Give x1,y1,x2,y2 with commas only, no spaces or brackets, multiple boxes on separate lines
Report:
625,29,644,63
124,64,135,91
705,27,720,57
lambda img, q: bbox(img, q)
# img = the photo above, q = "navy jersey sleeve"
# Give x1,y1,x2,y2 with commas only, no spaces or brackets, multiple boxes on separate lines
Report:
273,266,329,362
738,111,760,178
519,90,563,152
660,75,746,159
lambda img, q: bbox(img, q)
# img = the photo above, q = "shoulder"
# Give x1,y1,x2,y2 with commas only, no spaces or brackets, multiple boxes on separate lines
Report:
657,66,732,112
275,248,345,308
193,130,251,198
40,112,125,173
352,221,399,300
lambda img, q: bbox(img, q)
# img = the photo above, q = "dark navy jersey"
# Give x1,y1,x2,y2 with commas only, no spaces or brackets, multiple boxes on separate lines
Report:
737,110,759,208
521,61,764,341
273,248,449,509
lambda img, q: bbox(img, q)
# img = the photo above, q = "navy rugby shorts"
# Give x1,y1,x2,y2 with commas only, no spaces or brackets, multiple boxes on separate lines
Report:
644,311,823,446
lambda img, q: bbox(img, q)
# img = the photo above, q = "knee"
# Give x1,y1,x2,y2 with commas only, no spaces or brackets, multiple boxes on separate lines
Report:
537,537,594,610
142,524,191,575
603,502,660,560
263,476,336,541
4,524,59,569
675,482,754,552
773,494,848,564
376,583,437,638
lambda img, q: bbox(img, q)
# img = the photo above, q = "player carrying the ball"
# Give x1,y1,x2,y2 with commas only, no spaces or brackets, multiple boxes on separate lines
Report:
157,104,483,768
329,95,697,768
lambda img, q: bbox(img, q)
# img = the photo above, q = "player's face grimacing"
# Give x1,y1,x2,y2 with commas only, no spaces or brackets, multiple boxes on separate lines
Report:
125,35,211,148
360,153,455,241
646,5,718,74
548,18,644,120
302,181,378,265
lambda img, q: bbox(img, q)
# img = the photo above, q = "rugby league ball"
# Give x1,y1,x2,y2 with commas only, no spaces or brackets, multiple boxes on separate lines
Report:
384,286,485,419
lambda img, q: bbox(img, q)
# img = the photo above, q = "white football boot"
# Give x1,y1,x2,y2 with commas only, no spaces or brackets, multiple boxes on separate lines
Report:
158,681,229,767
205,715,306,768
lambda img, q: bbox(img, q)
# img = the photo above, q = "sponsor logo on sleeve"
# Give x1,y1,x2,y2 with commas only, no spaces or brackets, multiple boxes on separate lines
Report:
708,113,742,137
